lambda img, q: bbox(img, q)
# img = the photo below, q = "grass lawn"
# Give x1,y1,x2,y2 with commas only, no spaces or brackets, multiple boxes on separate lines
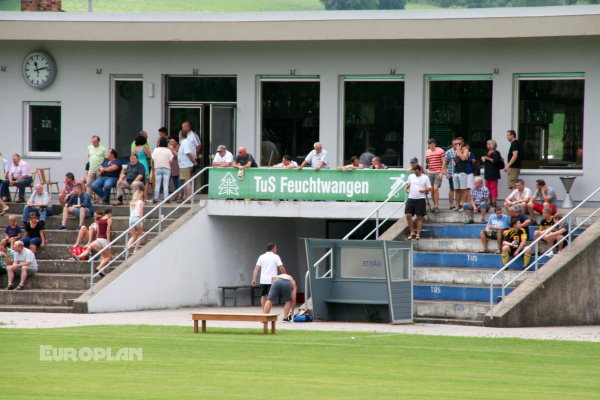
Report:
1,325,599,399
61,0,325,12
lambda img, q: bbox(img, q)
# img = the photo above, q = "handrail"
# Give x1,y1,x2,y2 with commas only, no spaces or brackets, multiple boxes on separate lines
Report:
489,186,600,318
88,167,211,292
305,177,408,301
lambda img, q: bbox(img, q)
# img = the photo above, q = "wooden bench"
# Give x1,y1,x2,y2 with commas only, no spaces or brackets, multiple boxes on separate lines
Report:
192,313,278,334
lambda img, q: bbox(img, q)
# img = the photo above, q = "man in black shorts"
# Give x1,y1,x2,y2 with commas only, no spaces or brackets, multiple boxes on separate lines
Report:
405,165,431,240
252,242,287,309
263,274,297,321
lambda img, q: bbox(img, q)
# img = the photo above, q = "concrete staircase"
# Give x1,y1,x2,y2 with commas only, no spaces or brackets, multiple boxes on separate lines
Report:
0,202,186,312
410,210,551,325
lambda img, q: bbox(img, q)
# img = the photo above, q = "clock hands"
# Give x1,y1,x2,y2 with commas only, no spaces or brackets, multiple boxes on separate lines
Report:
32,61,48,74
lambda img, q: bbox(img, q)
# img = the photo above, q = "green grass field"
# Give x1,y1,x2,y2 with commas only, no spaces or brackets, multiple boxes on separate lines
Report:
1,325,599,399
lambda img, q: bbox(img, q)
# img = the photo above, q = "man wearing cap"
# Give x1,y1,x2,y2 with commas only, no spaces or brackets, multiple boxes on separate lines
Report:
212,145,234,167
406,157,419,174
298,142,329,171
405,164,431,240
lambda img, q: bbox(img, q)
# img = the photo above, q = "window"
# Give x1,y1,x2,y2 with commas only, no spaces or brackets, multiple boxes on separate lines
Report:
25,102,61,155
342,77,404,167
167,76,236,103
517,75,584,169
260,77,320,166
427,76,493,159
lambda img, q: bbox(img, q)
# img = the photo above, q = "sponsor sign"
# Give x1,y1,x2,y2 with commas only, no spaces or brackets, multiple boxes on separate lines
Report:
208,168,408,201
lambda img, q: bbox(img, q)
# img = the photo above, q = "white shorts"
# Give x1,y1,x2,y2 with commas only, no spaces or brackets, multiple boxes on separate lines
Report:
467,173,474,189
452,172,468,190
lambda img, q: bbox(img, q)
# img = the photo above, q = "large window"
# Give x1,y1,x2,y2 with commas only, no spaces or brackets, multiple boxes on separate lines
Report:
517,75,584,169
260,78,320,166
25,101,61,155
343,78,404,167
428,76,492,159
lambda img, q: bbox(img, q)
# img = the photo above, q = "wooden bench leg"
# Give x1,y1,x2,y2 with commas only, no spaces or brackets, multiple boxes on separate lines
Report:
271,321,276,334
263,322,268,334
202,320,207,333
194,320,198,333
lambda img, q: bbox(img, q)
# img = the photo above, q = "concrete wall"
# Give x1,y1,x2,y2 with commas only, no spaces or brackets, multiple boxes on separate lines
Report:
85,207,325,312
485,218,600,327
1,37,600,203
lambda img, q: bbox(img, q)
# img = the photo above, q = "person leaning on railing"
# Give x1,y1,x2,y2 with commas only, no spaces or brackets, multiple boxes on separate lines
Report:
337,156,364,171
272,155,298,169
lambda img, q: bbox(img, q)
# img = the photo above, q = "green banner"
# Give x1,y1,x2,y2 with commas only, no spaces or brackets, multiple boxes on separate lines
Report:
208,168,408,201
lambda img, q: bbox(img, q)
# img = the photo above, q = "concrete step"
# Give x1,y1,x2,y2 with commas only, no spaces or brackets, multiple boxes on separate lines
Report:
414,266,530,286
413,238,549,253
0,289,84,306
0,273,89,290
0,215,177,231
1,202,190,218
29,260,117,274
421,224,584,240
414,251,549,269
0,304,73,313
414,300,488,322
423,210,471,224
44,229,157,243
414,283,513,302
32,244,126,260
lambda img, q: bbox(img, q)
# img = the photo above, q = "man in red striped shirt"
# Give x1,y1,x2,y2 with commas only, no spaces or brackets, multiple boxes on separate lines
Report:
425,138,446,213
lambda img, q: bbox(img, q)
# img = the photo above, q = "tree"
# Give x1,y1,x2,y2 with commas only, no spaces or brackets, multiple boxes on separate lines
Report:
320,0,379,9
378,0,407,8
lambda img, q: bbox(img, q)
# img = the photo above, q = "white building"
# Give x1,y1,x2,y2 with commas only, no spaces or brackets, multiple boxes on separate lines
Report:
1,6,599,203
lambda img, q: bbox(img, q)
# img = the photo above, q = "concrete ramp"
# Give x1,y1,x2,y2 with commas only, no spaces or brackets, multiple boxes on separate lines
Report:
485,218,600,327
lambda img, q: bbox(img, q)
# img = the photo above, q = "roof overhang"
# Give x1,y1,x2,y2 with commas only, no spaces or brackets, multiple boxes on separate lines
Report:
1,6,600,42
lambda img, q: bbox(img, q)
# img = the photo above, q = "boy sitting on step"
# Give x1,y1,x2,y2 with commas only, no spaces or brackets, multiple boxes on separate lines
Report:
2,215,22,248
501,217,531,268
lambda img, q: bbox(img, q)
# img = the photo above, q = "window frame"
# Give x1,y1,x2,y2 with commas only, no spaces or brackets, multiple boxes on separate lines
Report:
339,75,406,167
23,101,62,158
165,74,237,105
513,73,585,174
256,75,321,165
424,74,493,158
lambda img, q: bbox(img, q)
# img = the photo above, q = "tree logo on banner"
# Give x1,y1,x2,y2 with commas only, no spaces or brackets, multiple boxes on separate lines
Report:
218,172,240,196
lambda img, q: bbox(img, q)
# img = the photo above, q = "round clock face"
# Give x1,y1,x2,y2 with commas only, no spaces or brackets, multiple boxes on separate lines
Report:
22,50,57,89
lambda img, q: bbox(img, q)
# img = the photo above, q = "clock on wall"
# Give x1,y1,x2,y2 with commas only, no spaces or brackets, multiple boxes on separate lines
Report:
22,50,57,89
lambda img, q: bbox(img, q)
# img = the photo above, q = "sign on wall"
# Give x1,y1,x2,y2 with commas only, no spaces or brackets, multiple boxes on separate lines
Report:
208,168,408,201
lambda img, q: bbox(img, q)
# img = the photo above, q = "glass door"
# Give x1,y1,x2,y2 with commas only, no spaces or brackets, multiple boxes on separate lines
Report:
209,105,236,165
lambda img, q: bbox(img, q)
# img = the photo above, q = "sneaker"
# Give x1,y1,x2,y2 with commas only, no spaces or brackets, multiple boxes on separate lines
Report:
16,285,24,290
57,225,67,230
72,254,80,261
102,200,110,205
479,219,487,224
283,316,292,322
5,285,15,290
466,219,474,224
15,198,25,203
449,206,456,211
433,207,439,213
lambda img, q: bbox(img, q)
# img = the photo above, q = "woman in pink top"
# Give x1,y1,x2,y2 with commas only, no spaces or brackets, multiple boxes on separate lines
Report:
151,137,174,204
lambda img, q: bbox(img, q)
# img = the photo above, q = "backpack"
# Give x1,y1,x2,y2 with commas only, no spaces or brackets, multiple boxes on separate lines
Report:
293,309,313,322
494,152,505,170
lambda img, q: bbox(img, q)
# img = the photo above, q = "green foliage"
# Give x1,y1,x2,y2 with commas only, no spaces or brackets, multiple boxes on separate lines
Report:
321,0,379,9
61,0,325,12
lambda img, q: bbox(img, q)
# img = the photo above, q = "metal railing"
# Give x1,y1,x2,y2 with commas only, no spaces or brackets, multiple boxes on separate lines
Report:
305,179,409,300
87,167,210,292
488,186,600,318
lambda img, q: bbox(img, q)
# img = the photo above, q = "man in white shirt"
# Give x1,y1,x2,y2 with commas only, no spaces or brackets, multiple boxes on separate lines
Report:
5,241,38,291
252,242,287,309
504,179,532,214
298,142,329,171
181,121,201,158
273,155,298,169
22,184,53,223
178,131,197,200
405,165,431,240
212,145,234,167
